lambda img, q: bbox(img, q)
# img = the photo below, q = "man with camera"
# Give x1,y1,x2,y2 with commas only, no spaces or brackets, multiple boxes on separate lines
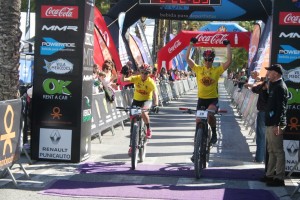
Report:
185,37,232,146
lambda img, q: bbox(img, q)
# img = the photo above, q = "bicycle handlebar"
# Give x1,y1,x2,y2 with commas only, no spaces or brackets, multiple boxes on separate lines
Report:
116,106,150,112
179,107,227,114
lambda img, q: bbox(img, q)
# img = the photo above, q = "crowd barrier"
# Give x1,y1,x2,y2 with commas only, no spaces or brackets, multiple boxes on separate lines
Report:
224,79,258,138
91,78,197,142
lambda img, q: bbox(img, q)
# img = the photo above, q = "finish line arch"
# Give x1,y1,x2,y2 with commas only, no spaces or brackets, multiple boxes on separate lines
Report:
106,0,272,33
157,30,251,71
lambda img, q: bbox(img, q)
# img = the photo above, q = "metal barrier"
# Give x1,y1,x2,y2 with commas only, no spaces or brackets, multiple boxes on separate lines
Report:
91,77,197,143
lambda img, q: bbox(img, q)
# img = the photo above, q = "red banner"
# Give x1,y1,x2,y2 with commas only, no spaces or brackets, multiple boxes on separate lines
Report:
157,30,251,71
94,7,122,71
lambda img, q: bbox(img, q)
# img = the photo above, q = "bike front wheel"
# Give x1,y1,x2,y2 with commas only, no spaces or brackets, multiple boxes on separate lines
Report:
139,124,147,162
194,126,205,179
131,123,139,170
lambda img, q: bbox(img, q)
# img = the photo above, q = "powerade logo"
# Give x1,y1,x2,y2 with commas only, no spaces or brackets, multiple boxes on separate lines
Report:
40,37,76,55
43,59,73,74
277,45,300,63
42,79,72,100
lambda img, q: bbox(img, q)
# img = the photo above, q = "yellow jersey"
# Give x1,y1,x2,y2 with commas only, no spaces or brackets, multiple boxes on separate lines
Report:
192,64,224,99
128,75,157,101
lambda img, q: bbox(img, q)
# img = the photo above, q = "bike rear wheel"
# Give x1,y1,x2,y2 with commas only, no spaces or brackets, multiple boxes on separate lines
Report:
194,126,205,179
131,123,139,170
139,123,147,162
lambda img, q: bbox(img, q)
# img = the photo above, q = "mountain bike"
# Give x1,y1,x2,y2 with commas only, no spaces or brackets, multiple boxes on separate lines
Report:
117,106,149,170
180,107,226,179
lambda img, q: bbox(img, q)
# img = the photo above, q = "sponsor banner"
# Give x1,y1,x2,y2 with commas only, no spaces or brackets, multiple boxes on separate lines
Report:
248,18,271,76
128,35,144,67
40,22,80,39
35,56,81,76
40,37,77,56
284,140,300,172
108,1,272,30
248,23,261,70
94,7,122,71
41,5,79,20
157,30,251,71
39,128,72,160
0,100,22,170
33,0,93,162
272,0,300,135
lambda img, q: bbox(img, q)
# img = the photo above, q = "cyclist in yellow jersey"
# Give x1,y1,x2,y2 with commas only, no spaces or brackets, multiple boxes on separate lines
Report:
121,63,159,140
186,38,232,145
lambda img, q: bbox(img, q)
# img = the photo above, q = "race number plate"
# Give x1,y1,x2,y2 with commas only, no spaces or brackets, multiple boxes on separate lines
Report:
131,108,142,115
196,110,208,118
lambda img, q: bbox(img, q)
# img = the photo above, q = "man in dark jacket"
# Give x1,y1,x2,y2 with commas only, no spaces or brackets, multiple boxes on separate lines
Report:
260,64,288,187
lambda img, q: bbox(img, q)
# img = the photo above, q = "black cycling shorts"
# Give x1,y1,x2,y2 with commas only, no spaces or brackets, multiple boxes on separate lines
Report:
132,99,152,109
196,98,219,110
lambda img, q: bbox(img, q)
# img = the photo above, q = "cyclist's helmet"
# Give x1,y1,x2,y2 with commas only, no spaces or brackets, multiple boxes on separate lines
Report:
203,50,215,62
140,63,152,74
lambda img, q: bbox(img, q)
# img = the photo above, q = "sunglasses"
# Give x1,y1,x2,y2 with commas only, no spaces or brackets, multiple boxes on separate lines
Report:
204,58,213,62
141,72,150,75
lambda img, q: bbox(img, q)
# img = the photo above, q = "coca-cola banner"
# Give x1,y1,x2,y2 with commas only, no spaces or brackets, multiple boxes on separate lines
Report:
157,30,251,71
32,0,94,162
271,0,300,137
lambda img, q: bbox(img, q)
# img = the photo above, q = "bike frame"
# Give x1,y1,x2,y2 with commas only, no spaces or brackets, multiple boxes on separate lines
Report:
194,109,211,179
117,106,147,170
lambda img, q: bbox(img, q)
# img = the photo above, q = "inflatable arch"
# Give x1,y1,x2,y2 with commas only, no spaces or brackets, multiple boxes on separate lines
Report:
157,30,251,71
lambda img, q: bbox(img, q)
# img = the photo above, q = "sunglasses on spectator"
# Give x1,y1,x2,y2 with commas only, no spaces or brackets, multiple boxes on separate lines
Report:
104,68,112,71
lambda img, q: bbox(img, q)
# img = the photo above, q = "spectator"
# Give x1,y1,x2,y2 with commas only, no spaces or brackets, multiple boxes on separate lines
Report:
159,67,168,81
251,74,269,164
93,64,102,94
117,62,134,90
260,64,288,187
100,59,118,90
238,69,248,89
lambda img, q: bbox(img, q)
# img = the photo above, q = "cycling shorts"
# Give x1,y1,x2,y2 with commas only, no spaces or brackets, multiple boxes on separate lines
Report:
196,98,219,110
132,99,152,109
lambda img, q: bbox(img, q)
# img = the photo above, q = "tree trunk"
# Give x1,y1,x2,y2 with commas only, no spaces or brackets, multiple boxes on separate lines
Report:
0,0,22,100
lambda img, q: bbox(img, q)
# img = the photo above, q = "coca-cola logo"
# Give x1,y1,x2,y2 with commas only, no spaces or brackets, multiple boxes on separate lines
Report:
279,12,300,26
41,6,79,19
194,33,229,45
168,40,181,53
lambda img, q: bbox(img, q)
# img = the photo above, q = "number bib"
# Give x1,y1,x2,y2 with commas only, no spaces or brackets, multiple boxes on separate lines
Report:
196,110,208,119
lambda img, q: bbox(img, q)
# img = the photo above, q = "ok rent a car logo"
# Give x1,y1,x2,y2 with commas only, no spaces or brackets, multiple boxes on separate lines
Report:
43,78,72,100
40,37,76,56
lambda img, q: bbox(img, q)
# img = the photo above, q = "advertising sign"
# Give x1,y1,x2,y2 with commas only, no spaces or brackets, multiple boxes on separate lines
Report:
271,0,300,137
0,100,22,170
32,0,93,162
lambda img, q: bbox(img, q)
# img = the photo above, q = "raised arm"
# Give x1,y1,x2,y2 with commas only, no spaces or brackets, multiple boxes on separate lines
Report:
185,42,196,69
222,41,232,71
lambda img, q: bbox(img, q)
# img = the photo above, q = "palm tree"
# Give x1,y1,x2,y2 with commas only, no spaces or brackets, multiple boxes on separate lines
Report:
0,0,22,100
